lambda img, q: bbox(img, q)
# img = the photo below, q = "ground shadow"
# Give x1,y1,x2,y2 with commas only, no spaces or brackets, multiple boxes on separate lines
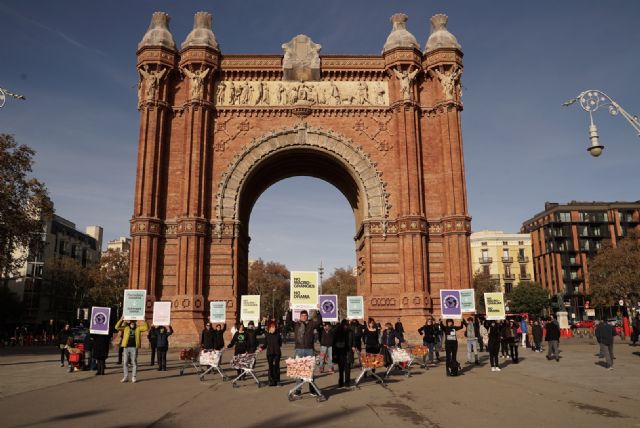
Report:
14,409,112,428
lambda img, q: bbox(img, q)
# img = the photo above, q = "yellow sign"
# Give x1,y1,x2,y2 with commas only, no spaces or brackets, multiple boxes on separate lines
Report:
240,295,260,324
484,292,506,320
290,271,319,309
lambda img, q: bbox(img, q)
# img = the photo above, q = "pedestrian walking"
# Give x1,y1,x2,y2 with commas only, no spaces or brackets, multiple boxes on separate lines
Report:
631,314,640,346
147,326,158,366
440,319,465,376
115,317,149,383
545,316,561,362
260,321,282,386
155,325,173,371
333,319,356,389
56,323,73,367
464,317,480,365
520,318,528,348
418,318,438,364
595,320,615,370
487,320,502,372
532,319,543,352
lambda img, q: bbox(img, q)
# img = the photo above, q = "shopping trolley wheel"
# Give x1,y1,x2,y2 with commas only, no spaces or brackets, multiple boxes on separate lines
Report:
257,382,262,388
405,373,412,378
179,369,184,376
199,375,205,381
232,383,239,388
316,395,327,402
222,376,229,382
288,394,295,402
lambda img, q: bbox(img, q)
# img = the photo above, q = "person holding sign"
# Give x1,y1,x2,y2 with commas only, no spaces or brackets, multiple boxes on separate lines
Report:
290,310,323,396
201,322,226,351
155,325,173,371
487,320,502,372
115,317,149,383
440,318,466,376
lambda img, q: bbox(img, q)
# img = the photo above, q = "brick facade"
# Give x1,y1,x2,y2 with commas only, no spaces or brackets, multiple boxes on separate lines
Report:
130,12,472,344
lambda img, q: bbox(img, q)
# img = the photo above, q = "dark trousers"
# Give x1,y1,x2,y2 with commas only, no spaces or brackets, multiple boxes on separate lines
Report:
478,337,484,352
336,353,351,387
157,347,168,370
500,339,508,356
488,340,500,367
117,346,123,364
60,348,68,365
267,354,281,385
508,340,519,362
96,359,106,375
445,341,458,373
150,345,157,365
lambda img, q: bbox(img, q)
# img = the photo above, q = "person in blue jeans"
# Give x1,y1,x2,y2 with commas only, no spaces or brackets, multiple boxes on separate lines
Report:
291,310,322,395
418,318,438,364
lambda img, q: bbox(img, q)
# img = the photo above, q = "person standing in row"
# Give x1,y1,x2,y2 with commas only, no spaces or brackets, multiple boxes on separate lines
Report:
631,314,640,346
394,318,405,348
261,321,282,386
500,321,510,359
464,317,479,365
381,322,400,367
91,332,111,375
595,320,615,370
440,319,465,376
545,316,561,362
245,321,262,354
532,319,543,352
201,322,215,350
487,320,502,372
155,325,173,371
319,322,336,373
56,323,73,367
292,310,323,395
333,319,356,388
228,323,248,377
418,318,438,365
507,319,520,363
363,318,381,356
115,317,149,383
474,317,484,353
147,326,158,366
479,320,489,355
350,320,363,367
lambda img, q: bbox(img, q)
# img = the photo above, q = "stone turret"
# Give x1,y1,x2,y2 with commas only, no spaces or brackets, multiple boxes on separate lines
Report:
424,14,461,52
383,13,419,53
138,11,176,51
181,11,219,50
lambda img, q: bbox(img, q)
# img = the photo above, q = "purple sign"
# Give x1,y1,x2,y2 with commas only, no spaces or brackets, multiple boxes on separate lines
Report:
90,306,111,335
440,290,462,319
319,295,338,322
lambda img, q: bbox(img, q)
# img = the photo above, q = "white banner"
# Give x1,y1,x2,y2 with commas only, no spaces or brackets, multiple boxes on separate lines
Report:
210,301,227,323
152,301,171,326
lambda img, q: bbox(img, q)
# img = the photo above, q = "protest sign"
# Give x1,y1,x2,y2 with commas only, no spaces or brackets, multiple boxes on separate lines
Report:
319,295,338,322
291,305,305,322
440,289,462,319
347,296,364,320
460,289,476,313
123,289,147,320
210,301,227,323
484,292,506,320
152,301,171,326
89,306,111,335
290,271,319,309
240,295,260,324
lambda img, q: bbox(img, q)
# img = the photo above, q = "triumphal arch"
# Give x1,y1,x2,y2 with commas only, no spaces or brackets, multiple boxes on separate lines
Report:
130,11,472,342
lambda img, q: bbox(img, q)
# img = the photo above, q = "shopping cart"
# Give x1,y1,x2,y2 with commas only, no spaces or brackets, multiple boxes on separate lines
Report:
354,352,386,388
179,347,201,376
230,353,261,388
67,343,85,372
384,346,411,378
199,349,228,381
286,356,326,402
408,345,428,369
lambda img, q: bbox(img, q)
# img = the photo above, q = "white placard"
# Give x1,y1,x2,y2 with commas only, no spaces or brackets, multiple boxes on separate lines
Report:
152,301,172,326
210,301,227,323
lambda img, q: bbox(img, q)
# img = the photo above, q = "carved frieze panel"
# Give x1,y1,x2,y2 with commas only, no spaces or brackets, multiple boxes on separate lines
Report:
214,80,389,107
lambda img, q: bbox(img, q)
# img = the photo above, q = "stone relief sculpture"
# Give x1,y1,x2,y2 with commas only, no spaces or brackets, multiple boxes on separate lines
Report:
282,34,322,81
392,66,419,101
214,81,388,107
182,66,210,99
138,65,167,102
429,66,462,100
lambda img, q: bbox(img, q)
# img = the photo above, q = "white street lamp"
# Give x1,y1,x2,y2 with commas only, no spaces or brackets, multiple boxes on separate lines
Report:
563,89,640,157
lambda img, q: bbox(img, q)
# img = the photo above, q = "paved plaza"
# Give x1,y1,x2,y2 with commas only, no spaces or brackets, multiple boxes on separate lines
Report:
0,338,638,428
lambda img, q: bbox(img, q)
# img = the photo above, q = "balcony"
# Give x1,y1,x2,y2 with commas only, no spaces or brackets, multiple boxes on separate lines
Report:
502,256,513,263
490,274,501,281
503,273,516,280
517,256,529,263
478,257,493,264
519,274,532,281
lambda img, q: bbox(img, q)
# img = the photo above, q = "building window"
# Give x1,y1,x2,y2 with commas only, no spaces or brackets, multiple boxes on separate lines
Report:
483,265,490,275
481,242,487,246
520,265,527,276
502,241,508,246
505,283,513,293
559,212,570,222
518,241,524,246
502,249,509,258
481,249,489,261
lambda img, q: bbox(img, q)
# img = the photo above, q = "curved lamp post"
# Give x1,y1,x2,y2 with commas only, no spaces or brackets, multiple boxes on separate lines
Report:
563,90,640,157
0,87,26,108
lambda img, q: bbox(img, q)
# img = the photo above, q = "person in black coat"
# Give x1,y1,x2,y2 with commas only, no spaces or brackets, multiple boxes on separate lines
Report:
394,318,405,347
245,321,263,353
201,322,215,350
350,320,363,366
440,319,465,376
91,333,111,375
381,323,400,367
418,318,438,364
228,324,248,376
57,324,73,367
333,319,356,388
486,320,502,371
545,316,561,361
155,326,173,371
260,321,282,386
148,326,158,366
531,319,543,352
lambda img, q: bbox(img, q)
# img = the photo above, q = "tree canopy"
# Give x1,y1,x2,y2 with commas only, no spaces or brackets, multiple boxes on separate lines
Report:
508,281,549,316
321,267,357,318
473,271,500,314
248,258,289,320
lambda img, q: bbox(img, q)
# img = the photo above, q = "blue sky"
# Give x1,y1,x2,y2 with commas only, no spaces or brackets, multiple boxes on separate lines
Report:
1,1,639,275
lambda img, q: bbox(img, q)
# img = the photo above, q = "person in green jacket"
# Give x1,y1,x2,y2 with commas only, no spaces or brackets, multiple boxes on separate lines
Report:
115,317,149,383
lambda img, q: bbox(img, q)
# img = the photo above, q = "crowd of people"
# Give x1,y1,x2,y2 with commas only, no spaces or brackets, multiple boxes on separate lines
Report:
50,311,640,388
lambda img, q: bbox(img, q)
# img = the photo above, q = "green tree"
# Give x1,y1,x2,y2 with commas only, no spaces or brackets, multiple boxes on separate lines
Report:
248,259,290,320
0,134,53,284
88,249,129,313
508,281,549,316
321,267,357,318
588,230,640,307
42,256,92,322
473,271,500,314
0,286,23,329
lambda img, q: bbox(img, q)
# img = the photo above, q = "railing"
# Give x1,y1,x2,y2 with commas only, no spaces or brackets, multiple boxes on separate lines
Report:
517,256,529,263
519,274,531,280
502,257,513,263
478,257,493,264
503,273,515,280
